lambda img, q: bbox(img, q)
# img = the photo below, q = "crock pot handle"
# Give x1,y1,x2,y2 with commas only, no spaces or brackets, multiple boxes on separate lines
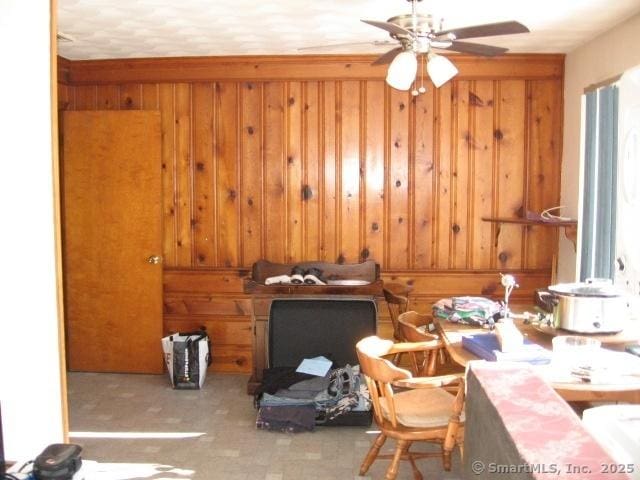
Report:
535,290,558,313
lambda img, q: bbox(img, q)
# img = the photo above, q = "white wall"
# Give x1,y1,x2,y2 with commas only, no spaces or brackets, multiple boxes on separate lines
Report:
616,67,640,318
558,12,640,282
0,0,66,460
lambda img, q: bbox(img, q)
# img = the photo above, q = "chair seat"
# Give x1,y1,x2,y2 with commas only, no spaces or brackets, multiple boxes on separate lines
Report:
380,388,465,428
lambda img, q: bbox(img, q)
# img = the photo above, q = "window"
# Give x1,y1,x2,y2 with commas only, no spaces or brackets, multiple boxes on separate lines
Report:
580,84,618,281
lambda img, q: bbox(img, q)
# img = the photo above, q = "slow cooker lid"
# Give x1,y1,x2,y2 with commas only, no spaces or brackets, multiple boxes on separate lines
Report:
548,281,622,297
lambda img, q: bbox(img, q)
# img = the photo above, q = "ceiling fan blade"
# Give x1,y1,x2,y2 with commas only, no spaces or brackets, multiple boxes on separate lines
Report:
361,19,412,37
444,41,508,57
436,21,529,40
298,40,396,51
372,47,404,65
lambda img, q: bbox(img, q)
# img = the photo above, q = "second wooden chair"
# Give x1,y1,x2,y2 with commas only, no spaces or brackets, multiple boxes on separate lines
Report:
397,311,444,377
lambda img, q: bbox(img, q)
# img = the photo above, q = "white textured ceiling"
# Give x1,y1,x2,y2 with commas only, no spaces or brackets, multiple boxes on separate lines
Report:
58,0,640,60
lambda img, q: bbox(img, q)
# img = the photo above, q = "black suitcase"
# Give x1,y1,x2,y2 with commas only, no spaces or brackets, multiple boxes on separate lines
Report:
33,444,82,480
267,298,376,426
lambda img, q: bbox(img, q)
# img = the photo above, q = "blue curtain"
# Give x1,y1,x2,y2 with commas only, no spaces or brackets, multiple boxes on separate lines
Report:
580,85,618,281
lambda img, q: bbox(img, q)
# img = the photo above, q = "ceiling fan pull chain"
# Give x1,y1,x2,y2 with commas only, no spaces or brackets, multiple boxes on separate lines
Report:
419,55,427,94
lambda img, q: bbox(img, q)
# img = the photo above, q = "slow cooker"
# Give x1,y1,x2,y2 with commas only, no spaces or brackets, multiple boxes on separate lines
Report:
535,279,630,333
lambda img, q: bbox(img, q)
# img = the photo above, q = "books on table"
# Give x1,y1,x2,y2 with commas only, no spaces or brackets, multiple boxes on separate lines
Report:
462,333,552,365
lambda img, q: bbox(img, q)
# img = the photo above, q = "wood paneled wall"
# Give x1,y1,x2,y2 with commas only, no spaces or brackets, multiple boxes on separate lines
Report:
58,54,564,373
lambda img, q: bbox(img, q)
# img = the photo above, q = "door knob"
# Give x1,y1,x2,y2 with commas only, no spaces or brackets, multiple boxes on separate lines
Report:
147,255,162,264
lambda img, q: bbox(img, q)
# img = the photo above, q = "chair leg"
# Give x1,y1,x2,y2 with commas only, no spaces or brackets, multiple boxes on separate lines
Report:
405,442,423,480
386,439,408,480
360,433,386,475
442,449,452,471
426,350,438,376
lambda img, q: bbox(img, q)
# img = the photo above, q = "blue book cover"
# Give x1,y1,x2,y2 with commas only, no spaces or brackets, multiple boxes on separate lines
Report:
462,333,552,365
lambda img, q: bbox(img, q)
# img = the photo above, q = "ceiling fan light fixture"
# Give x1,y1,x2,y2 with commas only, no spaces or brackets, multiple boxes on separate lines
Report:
386,51,417,91
429,39,452,49
426,53,458,88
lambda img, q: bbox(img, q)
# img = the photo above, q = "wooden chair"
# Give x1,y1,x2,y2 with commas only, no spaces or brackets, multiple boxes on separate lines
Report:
383,285,410,343
356,336,465,480
383,285,411,364
397,311,443,377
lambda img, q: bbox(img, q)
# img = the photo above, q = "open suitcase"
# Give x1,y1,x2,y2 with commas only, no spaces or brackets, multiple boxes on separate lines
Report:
264,298,377,426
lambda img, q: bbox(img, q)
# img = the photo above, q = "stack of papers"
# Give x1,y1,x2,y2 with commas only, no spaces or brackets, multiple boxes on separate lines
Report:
296,356,333,377
462,333,552,365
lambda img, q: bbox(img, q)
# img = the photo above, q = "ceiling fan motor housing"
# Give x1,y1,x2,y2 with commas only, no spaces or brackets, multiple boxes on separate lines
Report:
387,14,449,52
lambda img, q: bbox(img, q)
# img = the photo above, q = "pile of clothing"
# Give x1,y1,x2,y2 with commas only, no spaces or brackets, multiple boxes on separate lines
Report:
255,365,371,433
432,296,502,327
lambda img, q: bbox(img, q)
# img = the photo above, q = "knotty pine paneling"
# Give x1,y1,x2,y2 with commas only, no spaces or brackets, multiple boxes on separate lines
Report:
60,77,563,271
59,55,564,373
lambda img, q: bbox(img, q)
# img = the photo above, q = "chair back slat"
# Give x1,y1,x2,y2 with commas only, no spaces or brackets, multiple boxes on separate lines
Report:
383,286,409,342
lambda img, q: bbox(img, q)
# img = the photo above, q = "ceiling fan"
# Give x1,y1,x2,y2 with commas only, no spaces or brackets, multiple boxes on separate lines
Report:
304,0,529,94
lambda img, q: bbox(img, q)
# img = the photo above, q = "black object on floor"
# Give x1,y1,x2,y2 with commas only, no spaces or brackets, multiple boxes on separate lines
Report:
33,444,82,480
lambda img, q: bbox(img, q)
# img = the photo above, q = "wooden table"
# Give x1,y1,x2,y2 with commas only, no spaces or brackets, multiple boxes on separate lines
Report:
435,317,640,403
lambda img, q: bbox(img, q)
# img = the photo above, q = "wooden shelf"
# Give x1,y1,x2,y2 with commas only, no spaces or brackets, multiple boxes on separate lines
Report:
482,217,578,250
482,217,577,227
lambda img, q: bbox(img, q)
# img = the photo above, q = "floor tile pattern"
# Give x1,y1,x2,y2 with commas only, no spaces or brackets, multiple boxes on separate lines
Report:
68,372,462,480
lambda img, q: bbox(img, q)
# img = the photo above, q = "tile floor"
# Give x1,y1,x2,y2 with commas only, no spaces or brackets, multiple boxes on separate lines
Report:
67,372,462,480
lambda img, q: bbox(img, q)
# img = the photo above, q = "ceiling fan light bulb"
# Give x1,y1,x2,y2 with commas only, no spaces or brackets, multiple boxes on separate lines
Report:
386,51,417,91
418,86,426,93
427,54,458,88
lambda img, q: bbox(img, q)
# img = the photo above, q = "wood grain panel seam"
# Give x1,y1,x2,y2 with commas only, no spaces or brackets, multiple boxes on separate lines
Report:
467,81,475,270
318,81,326,260
237,83,245,267
432,86,440,269
491,80,500,270
171,84,179,266
409,87,416,269
260,82,267,262
189,84,196,266
383,84,391,269
359,80,367,263
284,82,291,262
302,82,308,259
336,81,343,262
211,82,220,266
211,82,219,266
187,83,196,267
522,80,531,269
450,82,458,269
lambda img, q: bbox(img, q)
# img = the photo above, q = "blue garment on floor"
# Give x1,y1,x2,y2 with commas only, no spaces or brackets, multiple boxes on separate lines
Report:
256,405,316,433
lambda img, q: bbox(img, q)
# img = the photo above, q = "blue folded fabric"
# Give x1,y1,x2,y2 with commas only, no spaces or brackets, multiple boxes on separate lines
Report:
462,333,552,365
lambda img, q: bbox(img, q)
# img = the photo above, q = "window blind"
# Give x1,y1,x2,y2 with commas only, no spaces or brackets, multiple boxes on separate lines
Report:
580,85,618,281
